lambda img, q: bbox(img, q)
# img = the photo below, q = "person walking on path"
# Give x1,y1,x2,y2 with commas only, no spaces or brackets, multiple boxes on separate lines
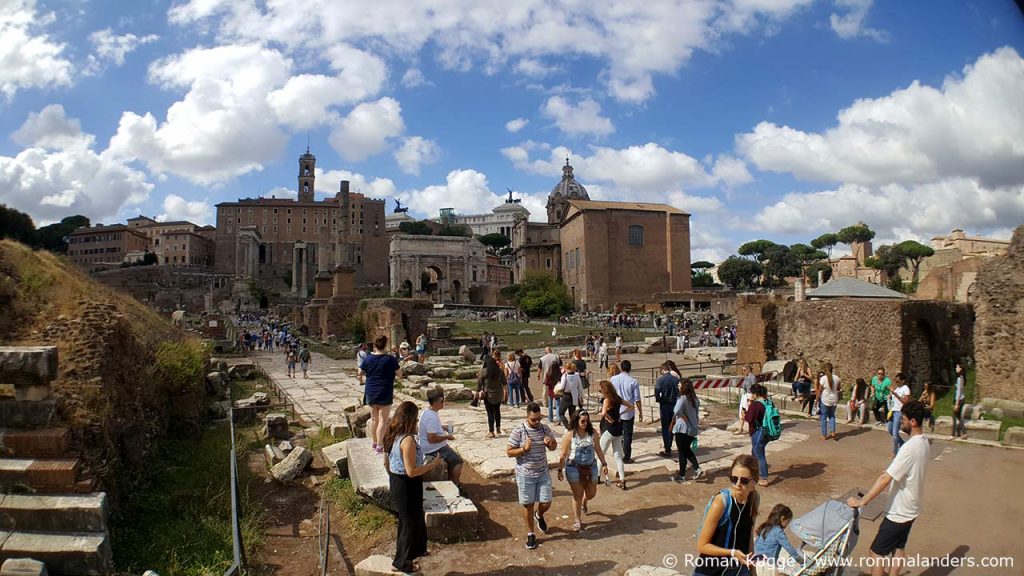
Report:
871,367,893,425
598,340,609,370
362,335,402,454
744,384,771,487
517,349,535,403
817,362,841,440
736,365,757,436
480,351,508,438
951,363,966,439
505,351,524,408
888,373,911,455
671,378,704,483
918,382,936,432
557,410,609,532
355,343,368,386
537,347,562,424
383,401,444,574
286,349,297,379
598,380,629,489
610,360,642,463
556,361,584,428
507,402,559,550
655,361,680,458
614,333,623,363
847,400,932,576
419,387,467,496
298,344,312,378
848,377,871,425
415,333,428,363
694,454,762,576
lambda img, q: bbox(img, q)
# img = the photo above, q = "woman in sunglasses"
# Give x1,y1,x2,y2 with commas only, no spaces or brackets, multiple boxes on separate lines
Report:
694,454,761,576
557,410,609,532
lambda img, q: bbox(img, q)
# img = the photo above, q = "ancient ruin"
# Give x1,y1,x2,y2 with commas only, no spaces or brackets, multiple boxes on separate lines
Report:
973,225,1024,402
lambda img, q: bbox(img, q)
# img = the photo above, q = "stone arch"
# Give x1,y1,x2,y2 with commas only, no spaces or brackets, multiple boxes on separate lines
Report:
905,318,938,396
420,266,444,301
401,279,413,298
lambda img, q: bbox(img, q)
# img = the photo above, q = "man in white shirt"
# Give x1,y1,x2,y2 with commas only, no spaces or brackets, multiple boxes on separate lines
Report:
610,360,642,462
419,387,466,495
888,373,912,455
848,400,931,576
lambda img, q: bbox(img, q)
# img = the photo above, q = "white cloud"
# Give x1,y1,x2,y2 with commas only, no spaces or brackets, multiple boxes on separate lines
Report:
87,28,158,71
505,117,529,133
689,221,735,263
665,191,724,214
107,44,291,185
394,136,441,176
0,0,73,98
158,194,213,224
710,155,754,188
0,108,153,225
829,0,888,42
167,0,816,104
401,169,505,217
401,67,428,88
317,168,398,200
328,97,405,162
541,96,614,137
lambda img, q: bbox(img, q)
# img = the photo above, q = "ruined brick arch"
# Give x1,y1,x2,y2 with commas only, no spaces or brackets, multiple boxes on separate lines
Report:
905,318,937,395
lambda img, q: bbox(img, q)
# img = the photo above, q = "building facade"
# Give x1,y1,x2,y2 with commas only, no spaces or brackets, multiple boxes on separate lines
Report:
126,216,214,266
389,235,488,303
67,225,150,271
214,150,389,295
448,195,530,238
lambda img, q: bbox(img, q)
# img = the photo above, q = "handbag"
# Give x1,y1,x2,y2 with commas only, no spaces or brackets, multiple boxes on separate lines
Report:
578,464,593,483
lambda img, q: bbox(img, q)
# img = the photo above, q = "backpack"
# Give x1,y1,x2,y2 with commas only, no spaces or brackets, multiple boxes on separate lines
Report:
506,362,522,386
696,489,736,546
299,348,311,362
760,398,782,442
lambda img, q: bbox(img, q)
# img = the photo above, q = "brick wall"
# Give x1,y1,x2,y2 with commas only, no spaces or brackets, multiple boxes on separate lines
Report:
974,225,1024,402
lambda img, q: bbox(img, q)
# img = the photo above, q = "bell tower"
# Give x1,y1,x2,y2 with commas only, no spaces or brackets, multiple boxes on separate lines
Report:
298,146,316,202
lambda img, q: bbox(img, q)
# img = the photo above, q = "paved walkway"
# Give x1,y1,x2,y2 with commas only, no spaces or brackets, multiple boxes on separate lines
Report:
248,349,808,479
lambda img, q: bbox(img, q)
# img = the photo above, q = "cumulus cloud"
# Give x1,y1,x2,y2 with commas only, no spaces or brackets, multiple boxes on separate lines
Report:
505,117,529,133
400,169,505,217
87,28,159,72
394,136,441,176
710,155,754,188
168,0,816,104
0,0,73,98
541,96,614,137
401,68,428,88
0,107,153,224
158,194,213,224
329,97,405,162
317,168,398,200
830,0,888,42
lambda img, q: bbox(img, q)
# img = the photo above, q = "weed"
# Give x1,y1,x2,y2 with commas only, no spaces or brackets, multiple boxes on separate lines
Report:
307,428,351,453
322,478,395,538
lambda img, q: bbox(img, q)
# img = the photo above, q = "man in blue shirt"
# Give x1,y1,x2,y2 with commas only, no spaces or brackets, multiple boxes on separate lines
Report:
654,362,680,458
611,360,643,462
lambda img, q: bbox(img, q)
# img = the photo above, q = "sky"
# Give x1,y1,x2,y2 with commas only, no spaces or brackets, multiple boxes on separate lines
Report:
1,0,1023,263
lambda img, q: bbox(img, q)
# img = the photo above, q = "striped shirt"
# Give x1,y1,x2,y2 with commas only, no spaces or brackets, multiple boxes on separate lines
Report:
508,421,555,478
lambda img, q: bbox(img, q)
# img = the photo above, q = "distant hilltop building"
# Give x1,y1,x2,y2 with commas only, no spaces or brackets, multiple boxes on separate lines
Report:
213,148,389,295
67,218,214,271
914,228,1011,302
445,189,530,238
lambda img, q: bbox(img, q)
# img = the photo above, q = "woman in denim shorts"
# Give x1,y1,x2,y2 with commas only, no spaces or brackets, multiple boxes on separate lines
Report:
557,410,608,532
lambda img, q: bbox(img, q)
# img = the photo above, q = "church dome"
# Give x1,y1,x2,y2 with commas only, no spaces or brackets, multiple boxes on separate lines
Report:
546,159,589,224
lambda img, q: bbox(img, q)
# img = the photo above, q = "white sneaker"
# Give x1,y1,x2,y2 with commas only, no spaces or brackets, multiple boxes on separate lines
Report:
691,468,705,481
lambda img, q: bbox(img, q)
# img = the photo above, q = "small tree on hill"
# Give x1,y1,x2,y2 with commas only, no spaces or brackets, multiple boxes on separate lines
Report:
896,240,935,286
837,223,876,263
501,272,573,317
865,244,906,289
790,243,828,283
737,239,778,262
35,215,89,253
477,233,511,253
717,256,762,289
691,261,716,287
0,204,37,245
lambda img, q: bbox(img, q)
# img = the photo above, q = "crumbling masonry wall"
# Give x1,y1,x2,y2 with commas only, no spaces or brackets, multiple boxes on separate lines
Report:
974,225,1024,402
361,298,433,348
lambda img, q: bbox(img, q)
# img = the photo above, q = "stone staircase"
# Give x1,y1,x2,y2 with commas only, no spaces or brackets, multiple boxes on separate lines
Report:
0,346,111,575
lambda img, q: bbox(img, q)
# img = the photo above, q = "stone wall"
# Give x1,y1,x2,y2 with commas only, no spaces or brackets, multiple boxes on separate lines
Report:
93,265,234,313
738,297,973,395
361,298,434,348
974,225,1024,402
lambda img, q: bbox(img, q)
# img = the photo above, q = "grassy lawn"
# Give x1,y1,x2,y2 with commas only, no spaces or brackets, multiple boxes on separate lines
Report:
113,420,263,576
449,319,648,350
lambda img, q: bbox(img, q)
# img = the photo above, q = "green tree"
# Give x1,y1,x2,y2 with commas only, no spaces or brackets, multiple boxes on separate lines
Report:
0,204,37,245
691,261,715,287
477,233,511,252
501,272,573,316
142,251,158,266
865,244,905,278
398,221,433,235
896,240,935,285
789,243,827,284
35,215,89,253
717,256,762,289
811,232,839,270
761,244,800,287
836,223,876,263
737,239,779,262
437,224,473,237
805,262,833,287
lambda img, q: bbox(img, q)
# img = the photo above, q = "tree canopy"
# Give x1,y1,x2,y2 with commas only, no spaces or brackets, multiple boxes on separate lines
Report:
477,233,511,251
717,256,762,289
398,221,433,235
896,240,935,284
35,215,89,253
690,261,715,269
737,239,779,262
865,244,904,278
437,223,473,237
0,204,36,245
501,272,573,317
836,223,876,245
810,233,838,258
691,261,716,287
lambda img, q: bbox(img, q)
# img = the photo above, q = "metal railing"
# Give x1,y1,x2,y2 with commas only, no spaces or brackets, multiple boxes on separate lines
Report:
224,410,246,576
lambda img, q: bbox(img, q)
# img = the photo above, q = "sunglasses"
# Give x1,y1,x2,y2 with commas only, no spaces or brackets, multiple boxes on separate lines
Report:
729,475,753,486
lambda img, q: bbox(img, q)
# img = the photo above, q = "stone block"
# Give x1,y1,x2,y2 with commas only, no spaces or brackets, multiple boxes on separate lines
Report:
624,566,681,576
278,440,293,453
934,415,953,436
205,371,227,400
320,441,349,478
347,439,392,508
264,444,284,465
427,367,454,379
762,360,788,375
406,375,433,388
227,363,256,380
445,388,475,402
981,398,1024,420
454,367,481,380
621,345,638,354
0,493,107,533
0,346,58,386
423,480,477,539
1003,427,1024,447
329,420,350,438
402,362,428,376
265,413,290,440
0,400,57,428
1,558,48,576
964,419,1001,442
270,446,312,482
354,555,420,576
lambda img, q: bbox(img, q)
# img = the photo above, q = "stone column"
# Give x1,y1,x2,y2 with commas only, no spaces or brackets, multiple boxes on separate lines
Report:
292,244,300,294
235,236,243,276
250,239,259,277
794,278,806,302
300,245,309,297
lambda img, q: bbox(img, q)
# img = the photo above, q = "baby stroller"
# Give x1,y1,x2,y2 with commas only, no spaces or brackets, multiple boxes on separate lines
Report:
787,498,860,576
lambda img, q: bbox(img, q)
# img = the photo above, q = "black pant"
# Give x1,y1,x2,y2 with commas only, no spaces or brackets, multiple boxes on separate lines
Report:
558,396,577,428
673,433,700,476
522,378,535,402
621,418,636,460
872,398,887,423
659,404,675,452
390,473,426,571
485,399,502,433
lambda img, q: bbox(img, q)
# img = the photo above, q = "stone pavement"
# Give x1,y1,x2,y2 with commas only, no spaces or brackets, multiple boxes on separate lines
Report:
248,349,808,480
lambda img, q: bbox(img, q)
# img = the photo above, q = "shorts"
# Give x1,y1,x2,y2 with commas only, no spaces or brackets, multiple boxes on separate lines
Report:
870,517,915,556
426,445,463,470
516,470,552,505
565,461,598,483
300,361,309,371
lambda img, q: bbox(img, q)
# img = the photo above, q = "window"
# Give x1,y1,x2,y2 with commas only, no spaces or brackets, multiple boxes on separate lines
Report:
629,225,644,246
545,257,552,269
575,247,581,269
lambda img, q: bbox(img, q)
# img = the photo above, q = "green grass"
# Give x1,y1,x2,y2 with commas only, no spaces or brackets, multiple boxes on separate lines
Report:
322,478,395,538
996,418,1024,442
449,319,648,351
113,422,263,576
306,428,351,453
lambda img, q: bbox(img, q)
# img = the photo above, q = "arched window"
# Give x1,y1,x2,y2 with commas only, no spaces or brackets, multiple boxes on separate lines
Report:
629,225,644,246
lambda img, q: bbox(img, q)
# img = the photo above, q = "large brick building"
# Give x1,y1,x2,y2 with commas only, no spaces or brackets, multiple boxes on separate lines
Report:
214,149,388,295
125,216,214,266
67,225,150,271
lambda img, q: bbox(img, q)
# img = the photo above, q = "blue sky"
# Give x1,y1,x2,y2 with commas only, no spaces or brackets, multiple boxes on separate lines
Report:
1,0,1023,262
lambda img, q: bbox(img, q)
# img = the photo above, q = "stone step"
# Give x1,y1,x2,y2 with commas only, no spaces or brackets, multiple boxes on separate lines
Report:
0,400,57,428
0,531,111,576
0,459,79,492
0,493,107,533
0,428,71,458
